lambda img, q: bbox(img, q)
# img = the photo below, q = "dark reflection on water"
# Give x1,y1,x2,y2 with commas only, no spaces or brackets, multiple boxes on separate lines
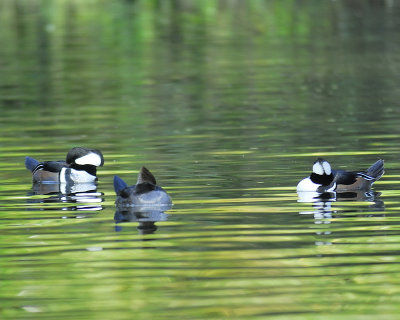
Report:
114,205,172,234
298,190,384,205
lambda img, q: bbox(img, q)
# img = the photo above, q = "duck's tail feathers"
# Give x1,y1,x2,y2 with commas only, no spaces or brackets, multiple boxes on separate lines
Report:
25,157,40,172
364,159,384,181
114,175,128,194
136,166,157,185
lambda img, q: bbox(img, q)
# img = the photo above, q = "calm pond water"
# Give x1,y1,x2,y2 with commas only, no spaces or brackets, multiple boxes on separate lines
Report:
1,0,400,319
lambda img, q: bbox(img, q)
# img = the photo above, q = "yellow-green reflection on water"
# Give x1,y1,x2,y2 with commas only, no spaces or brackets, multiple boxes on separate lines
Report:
1,0,400,319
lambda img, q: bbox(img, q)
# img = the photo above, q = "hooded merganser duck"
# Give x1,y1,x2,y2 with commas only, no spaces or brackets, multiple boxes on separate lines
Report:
114,166,172,207
297,158,384,192
25,147,104,184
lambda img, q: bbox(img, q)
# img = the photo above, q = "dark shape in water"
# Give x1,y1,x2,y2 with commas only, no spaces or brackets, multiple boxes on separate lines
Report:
114,166,172,207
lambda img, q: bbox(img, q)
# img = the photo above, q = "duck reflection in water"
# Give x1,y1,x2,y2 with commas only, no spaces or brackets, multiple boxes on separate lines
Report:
113,166,172,234
298,190,384,212
298,190,385,246
114,205,172,234
27,181,104,214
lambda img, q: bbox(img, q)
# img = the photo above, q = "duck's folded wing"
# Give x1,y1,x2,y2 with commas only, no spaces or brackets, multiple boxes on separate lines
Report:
332,170,358,185
42,161,67,173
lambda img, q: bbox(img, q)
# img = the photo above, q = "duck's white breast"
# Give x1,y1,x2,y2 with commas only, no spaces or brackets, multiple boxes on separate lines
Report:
296,177,319,192
60,168,96,184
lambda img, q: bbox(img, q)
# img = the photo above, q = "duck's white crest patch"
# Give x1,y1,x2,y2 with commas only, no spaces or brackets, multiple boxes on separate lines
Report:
322,161,332,175
312,162,324,175
75,152,102,166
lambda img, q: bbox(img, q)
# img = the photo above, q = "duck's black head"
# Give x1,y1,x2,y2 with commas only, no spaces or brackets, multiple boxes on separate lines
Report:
310,158,334,186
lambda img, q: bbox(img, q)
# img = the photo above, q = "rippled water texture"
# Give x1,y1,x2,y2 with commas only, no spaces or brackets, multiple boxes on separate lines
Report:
1,1,400,319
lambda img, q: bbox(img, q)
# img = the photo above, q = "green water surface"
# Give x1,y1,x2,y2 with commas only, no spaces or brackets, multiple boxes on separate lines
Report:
1,1,400,319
